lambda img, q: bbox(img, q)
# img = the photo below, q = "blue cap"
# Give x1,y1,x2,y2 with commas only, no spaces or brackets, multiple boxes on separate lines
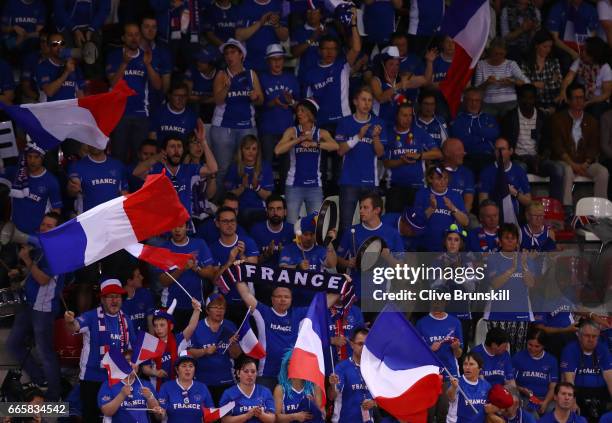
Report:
300,212,317,233
402,207,426,234
196,48,216,63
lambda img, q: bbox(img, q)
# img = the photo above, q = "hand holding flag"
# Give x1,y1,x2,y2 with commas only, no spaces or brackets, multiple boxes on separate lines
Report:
102,349,134,386
131,331,167,365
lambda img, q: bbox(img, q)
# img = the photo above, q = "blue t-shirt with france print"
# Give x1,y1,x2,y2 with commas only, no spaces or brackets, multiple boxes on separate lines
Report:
224,162,274,211
471,343,514,386
447,375,491,423
212,69,256,129
10,168,62,234
416,313,463,379
446,165,475,200
185,66,216,100
479,163,530,217
280,386,324,422
2,0,45,34
432,56,452,83
337,114,388,187
332,358,374,423
106,48,158,117
291,24,337,81
220,384,275,422
150,162,201,215
512,349,558,399
190,318,237,386
249,220,295,266
561,340,612,389
203,1,239,42
155,104,198,141
24,250,64,314
158,379,214,423
327,306,365,363
414,116,448,149
236,0,286,72
286,126,324,188
413,187,466,252
209,235,260,303
385,124,437,188
98,378,157,423
35,58,85,101
303,57,351,125
160,237,213,310
252,303,308,378
68,155,128,212
259,71,300,136
76,309,136,381
121,288,154,333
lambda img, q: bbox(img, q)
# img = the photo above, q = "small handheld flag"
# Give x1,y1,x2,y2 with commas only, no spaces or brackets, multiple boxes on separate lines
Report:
102,349,133,386
132,331,167,365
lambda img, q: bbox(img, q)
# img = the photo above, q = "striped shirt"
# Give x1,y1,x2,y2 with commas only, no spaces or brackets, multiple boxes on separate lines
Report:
474,59,530,104
515,109,537,156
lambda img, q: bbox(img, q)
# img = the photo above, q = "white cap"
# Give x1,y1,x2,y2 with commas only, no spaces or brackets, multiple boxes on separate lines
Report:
220,38,247,59
381,46,400,58
265,43,285,58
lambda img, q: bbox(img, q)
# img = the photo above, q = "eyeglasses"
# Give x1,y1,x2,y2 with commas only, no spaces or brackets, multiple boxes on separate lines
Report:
219,219,236,224
50,40,65,47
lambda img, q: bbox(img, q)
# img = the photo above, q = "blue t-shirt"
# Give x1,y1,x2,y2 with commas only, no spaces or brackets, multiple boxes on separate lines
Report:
203,1,239,42
185,66,216,99
279,242,328,307
384,124,437,188
546,0,598,44
249,221,295,266
224,162,274,211
219,384,275,422
363,0,396,44
451,112,500,157
414,116,448,148
327,306,364,363
447,165,475,200
98,379,157,423
303,57,351,125
0,59,16,96
252,303,308,378
236,0,286,72
11,169,62,234
479,163,530,216
190,318,237,386
156,104,198,141
106,48,159,117
150,162,201,215
35,58,85,101
538,410,587,423
2,0,45,34
291,24,337,81
336,114,388,187
416,313,463,379
68,156,128,212
601,412,612,423
432,56,452,83
332,358,374,423
471,343,514,386
212,69,256,129
209,235,260,303
467,227,499,253
76,309,136,381
407,0,444,36
447,375,491,423
160,237,214,309
54,0,110,32
149,333,189,389
259,71,300,136
512,350,558,398
121,288,154,333
560,340,612,388
24,250,64,314
148,43,173,122
381,212,422,251
413,187,466,252
280,386,324,422
158,379,214,423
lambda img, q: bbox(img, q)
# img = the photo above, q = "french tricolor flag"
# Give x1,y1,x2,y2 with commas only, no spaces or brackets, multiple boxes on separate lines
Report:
203,401,235,422
102,349,133,386
439,0,490,116
237,318,266,360
125,243,193,272
288,292,329,405
132,331,167,365
0,80,134,151
39,172,190,274
360,305,443,423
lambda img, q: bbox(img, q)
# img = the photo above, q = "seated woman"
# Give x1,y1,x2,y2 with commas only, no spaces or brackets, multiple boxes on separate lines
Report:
224,135,273,228
220,357,276,422
446,352,492,423
273,351,324,422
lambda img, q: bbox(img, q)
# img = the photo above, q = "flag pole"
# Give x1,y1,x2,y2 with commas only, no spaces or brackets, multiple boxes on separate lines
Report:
329,346,336,371
164,271,194,301
222,306,251,354
133,370,144,388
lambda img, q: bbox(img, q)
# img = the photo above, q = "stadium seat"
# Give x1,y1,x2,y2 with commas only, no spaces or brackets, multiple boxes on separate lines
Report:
575,197,612,242
533,196,575,241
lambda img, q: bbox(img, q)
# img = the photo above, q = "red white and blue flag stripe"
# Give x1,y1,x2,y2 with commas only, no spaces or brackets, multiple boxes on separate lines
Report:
203,401,235,422
237,316,266,359
132,331,167,365
101,348,133,386
39,172,190,274
125,243,193,272
439,0,490,116
288,292,329,405
360,305,443,423
0,80,134,151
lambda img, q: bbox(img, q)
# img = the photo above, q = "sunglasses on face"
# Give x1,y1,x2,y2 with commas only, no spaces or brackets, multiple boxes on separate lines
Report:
50,40,65,47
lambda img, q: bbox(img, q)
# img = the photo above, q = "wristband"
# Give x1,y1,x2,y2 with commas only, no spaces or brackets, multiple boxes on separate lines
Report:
346,137,359,149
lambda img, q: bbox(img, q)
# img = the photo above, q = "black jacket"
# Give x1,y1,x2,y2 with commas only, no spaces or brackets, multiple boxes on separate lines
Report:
501,107,550,157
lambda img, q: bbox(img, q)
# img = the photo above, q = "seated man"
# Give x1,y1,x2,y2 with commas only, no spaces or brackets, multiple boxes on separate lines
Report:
520,201,556,252
466,200,500,252
551,83,609,209
501,83,564,204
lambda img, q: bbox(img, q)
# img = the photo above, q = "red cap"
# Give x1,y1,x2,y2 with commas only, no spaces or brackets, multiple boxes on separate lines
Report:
100,279,127,296
488,385,513,409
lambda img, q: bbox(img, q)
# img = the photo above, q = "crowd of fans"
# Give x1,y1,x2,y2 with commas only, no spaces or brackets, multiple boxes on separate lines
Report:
2,0,612,422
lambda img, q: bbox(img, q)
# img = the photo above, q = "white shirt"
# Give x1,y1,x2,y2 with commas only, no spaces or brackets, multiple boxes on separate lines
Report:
516,108,538,156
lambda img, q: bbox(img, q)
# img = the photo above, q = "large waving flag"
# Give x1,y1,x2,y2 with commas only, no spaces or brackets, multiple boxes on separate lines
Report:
125,243,193,271
39,172,190,274
132,331,167,365
0,80,134,150
102,349,133,386
439,0,490,116
288,292,329,405
203,402,235,422
360,305,443,423
490,150,518,225
237,316,266,359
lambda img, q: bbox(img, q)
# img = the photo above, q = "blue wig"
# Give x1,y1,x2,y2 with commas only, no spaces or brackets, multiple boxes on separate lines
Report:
278,350,315,400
